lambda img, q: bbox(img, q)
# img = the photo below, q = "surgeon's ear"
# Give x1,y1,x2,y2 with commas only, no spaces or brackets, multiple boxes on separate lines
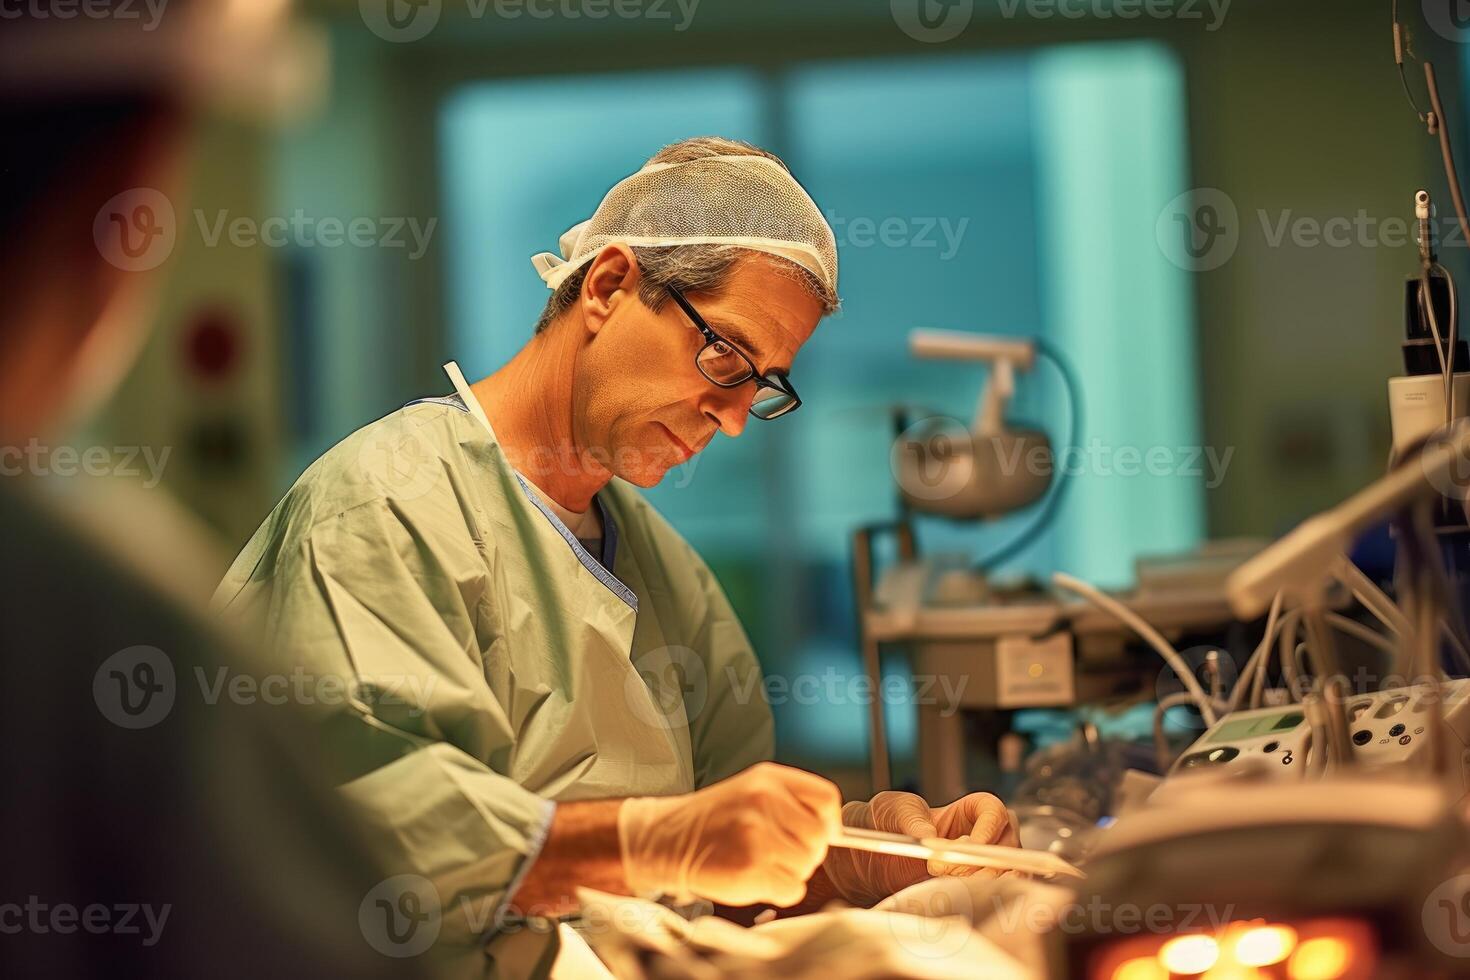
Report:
580,244,640,336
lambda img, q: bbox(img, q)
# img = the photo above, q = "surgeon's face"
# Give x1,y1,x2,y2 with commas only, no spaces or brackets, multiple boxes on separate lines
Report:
573,246,824,487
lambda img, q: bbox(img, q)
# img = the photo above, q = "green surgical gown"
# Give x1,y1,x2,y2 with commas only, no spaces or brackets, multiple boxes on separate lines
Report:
211,377,775,969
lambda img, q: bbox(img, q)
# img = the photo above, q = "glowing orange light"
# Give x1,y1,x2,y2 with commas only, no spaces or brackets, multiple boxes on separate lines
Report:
1288,936,1352,980
1111,958,1167,980
1234,924,1297,967
1201,967,1269,980
1159,934,1220,975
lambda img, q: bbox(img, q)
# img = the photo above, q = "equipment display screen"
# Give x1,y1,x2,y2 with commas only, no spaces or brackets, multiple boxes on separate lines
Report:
1206,711,1304,744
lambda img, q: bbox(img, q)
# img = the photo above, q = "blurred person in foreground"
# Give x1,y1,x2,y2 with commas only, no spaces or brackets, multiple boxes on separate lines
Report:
0,4,435,978
213,134,1022,972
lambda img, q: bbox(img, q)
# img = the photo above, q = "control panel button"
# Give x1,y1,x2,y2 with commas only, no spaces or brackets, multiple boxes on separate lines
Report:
1353,730,1373,746
1180,746,1240,769
1399,735,1412,746
1376,697,1410,719
1390,723,1406,738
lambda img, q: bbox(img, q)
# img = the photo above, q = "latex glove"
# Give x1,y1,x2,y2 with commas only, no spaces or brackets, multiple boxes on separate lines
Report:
618,762,842,908
822,790,1019,907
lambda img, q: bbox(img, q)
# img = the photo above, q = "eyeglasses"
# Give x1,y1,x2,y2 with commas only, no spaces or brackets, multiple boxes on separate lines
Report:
665,285,802,421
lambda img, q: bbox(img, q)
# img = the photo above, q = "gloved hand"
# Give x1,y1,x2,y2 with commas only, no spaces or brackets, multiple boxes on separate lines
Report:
618,761,842,907
822,790,1020,907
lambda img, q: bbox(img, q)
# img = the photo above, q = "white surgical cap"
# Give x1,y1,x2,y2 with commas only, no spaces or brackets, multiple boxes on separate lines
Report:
530,155,839,297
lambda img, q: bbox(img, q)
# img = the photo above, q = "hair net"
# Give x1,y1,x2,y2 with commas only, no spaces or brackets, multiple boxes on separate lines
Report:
530,155,838,296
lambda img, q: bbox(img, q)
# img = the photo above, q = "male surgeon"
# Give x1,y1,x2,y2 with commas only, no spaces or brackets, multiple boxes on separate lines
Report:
213,137,1019,964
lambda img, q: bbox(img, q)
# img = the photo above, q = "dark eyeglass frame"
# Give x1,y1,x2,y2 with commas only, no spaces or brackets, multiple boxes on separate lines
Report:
665,285,802,421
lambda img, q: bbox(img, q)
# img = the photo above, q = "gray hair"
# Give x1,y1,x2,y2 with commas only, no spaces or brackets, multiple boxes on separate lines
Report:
533,137,840,335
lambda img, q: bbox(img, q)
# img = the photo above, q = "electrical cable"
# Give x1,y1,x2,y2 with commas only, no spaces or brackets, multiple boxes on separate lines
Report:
1302,695,1331,780
1334,557,1411,636
1227,590,1283,714
975,339,1082,572
1420,269,1451,422
1440,261,1459,422
1052,571,1219,725
1153,690,1205,774
1421,62,1470,427
1326,612,1400,657
1423,62,1470,249
1392,0,1426,121
1279,612,1305,703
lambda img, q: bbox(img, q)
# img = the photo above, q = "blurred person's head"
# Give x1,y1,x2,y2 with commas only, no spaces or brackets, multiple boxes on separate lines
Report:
0,3,194,446
531,137,839,488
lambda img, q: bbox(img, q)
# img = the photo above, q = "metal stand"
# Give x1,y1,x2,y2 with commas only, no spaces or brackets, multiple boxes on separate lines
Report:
850,520,916,795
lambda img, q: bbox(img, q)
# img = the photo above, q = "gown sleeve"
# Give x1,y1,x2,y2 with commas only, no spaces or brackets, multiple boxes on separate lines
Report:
213,480,555,959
